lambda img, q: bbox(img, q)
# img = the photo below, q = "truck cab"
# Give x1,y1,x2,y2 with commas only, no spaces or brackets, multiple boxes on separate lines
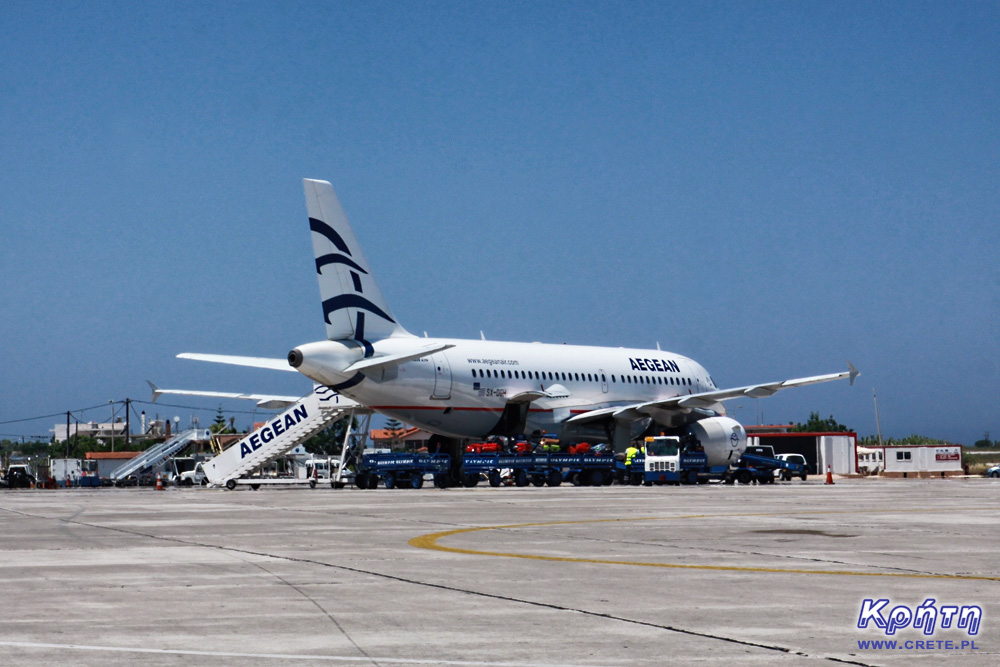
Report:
177,462,209,487
643,436,708,485
2,464,36,489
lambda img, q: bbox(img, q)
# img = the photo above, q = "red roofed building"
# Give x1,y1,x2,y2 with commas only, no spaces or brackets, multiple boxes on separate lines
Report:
369,426,433,451
85,451,139,480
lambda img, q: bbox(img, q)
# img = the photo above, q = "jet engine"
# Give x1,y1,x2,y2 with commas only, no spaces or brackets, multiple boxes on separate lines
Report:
687,416,747,465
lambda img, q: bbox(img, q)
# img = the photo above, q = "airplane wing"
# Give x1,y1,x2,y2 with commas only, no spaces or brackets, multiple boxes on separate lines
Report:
567,362,859,425
147,382,304,409
177,352,296,372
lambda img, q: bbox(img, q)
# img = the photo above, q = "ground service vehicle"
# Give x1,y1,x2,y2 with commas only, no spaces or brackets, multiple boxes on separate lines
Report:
460,452,615,487
1,465,36,489
736,445,808,484
177,462,209,486
641,436,710,485
354,453,450,489
774,453,809,480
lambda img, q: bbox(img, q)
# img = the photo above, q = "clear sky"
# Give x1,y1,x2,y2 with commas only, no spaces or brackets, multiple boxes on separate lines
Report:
1,1,997,444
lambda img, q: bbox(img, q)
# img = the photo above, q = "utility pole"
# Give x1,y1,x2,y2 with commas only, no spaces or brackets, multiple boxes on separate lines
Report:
66,411,71,458
109,400,115,452
125,398,131,449
873,388,883,447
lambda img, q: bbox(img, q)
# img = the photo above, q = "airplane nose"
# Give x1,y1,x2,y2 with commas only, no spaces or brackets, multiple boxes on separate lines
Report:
288,348,304,368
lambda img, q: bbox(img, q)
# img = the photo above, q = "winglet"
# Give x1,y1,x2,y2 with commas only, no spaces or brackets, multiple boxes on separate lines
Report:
847,361,860,386
147,380,163,403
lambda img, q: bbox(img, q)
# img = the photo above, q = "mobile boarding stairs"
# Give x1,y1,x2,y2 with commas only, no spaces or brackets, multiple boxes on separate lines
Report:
203,385,362,489
110,428,212,485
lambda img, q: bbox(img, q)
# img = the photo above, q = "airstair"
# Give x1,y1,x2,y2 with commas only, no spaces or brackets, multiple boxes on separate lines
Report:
111,428,211,483
203,385,359,489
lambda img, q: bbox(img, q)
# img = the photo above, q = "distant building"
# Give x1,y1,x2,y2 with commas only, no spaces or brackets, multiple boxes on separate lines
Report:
85,450,138,479
52,421,127,443
370,426,433,451
52,416,170,442
877,444,963,478
747,429,858,475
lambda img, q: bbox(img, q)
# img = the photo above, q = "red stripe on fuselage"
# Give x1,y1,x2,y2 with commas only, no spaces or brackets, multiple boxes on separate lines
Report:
370,405,563,413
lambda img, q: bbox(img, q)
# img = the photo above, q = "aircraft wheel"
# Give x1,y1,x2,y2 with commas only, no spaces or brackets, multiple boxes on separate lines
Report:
225,479,237,491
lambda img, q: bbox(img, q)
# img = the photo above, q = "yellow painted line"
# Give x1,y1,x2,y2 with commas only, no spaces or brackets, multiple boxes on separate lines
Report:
408,508,1000,581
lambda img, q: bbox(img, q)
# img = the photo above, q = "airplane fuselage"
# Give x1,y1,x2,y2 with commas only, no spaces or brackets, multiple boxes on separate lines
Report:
292,336,735,461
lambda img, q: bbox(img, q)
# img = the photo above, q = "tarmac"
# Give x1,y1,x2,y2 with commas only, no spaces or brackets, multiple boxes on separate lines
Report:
0,477,997,666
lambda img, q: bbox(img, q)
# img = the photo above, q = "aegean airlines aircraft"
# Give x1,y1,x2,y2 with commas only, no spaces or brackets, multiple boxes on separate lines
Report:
181,179,858,467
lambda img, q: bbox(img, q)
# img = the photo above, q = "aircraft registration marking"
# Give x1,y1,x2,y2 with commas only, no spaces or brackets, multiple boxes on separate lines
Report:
408,508,1000,581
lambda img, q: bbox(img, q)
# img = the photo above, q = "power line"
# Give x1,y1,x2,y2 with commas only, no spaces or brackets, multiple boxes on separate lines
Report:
0,402,124,426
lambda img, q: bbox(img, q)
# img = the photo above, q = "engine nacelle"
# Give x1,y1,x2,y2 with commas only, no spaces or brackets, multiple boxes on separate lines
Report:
287,339,365,387
688,416,747,467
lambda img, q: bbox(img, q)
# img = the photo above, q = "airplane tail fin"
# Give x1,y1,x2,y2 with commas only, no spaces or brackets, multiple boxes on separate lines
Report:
303,179,412,342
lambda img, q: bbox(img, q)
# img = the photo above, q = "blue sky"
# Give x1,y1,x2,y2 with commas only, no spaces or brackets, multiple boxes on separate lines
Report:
1,1,997,444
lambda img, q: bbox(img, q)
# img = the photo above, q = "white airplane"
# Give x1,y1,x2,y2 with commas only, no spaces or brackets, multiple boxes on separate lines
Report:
181,179,858,468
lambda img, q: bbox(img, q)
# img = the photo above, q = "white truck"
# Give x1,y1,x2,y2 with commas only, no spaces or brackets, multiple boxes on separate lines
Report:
177,462,209,486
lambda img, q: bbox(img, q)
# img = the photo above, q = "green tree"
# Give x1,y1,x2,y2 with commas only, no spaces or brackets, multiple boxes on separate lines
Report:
302,415,357,456
384,418,405,450
210,407,235,434
791,412,850,433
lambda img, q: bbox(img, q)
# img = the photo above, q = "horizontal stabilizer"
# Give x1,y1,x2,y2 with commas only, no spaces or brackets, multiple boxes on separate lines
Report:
177,353,296,372
147,381,304,410
343,344,455,374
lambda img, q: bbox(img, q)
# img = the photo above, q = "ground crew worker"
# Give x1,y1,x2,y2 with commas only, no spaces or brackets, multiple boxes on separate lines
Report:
625,444,639,466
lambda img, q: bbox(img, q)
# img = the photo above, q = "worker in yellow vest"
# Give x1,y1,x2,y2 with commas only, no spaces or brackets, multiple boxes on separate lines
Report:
625,444,639,466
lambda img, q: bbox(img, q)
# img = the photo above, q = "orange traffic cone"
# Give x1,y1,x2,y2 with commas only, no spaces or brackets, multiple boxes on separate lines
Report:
825,465,834,485
156,473,164,491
